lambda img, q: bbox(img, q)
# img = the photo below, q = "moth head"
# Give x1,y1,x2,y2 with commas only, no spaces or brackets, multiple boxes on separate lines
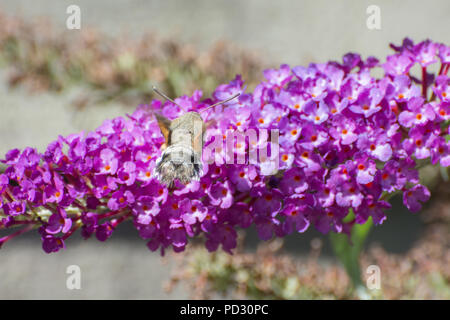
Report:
151,85,240,138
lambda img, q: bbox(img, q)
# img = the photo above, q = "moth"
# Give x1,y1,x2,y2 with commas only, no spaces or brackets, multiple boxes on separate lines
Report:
151,86,240,187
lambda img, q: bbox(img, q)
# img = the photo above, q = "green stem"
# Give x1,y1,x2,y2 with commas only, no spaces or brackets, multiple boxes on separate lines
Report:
329,211,373,297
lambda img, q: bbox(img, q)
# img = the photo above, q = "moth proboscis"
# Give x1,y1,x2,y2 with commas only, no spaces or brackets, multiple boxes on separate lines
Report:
152,86,240,187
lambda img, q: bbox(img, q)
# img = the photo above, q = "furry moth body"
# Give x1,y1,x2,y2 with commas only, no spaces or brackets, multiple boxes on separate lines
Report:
151,86,240,187
153,112,205,187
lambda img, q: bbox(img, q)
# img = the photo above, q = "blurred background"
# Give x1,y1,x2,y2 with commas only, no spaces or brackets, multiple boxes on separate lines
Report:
0,0,448,299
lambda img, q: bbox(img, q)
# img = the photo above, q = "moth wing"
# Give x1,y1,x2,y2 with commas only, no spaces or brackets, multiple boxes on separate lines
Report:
154,113,171,146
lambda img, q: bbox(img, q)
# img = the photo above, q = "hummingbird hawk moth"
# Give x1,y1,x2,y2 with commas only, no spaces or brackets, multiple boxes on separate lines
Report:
151,86,240,187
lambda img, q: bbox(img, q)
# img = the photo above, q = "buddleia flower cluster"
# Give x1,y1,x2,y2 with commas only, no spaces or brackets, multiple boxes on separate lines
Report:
0,38,448,254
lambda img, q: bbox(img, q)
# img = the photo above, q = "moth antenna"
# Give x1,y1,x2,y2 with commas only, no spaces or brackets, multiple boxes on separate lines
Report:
201,92,241,113
152,86,186,111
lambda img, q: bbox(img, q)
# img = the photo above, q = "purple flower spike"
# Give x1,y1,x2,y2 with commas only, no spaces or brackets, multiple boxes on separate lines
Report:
0,38,448,255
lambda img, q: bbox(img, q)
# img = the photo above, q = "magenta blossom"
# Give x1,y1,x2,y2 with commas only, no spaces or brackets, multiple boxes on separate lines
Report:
0,38,448,255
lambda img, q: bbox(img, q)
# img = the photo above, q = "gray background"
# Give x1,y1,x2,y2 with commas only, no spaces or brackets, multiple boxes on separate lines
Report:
0,0,447,299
